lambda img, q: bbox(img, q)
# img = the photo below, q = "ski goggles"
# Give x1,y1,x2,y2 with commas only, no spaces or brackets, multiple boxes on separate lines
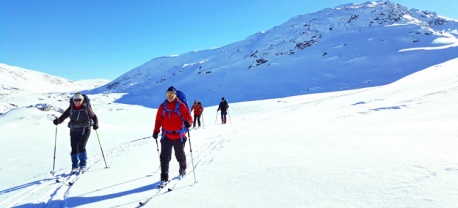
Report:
166,92,176,97
73,99,83,102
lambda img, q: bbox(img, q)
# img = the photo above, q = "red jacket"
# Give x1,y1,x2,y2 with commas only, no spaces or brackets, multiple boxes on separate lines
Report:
154,98,193,140
191,103,204,116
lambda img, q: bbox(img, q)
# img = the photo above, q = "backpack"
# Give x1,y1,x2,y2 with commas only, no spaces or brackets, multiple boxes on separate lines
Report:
161,89,189,141
176,90,189,111
197,102,203,111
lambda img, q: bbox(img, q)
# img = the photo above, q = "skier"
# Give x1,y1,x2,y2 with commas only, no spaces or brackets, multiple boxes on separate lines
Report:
152,86,193,184
190,100,204,129
217,97,229,124
53,92,99,173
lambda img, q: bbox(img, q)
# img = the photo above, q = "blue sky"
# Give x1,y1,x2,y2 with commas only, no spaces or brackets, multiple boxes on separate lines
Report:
1,0,457,81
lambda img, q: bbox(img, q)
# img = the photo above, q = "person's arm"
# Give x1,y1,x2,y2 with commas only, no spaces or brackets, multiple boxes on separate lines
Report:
153,104,164,134
181,102,193,125
56,107,71,124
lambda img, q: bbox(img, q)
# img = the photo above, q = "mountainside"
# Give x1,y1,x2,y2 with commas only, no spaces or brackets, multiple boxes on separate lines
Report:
91,1,458,107
0,63,110,115
2,57,458,207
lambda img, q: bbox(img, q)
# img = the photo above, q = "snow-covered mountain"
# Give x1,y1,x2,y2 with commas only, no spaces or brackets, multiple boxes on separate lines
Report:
2,57,458,208
2,1,458,207
0,63,110,115
91,1,458,107
0,63,109,93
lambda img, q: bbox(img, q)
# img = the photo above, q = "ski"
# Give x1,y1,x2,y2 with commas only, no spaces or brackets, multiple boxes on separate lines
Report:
138,181,169,206
166,174,185,192
157,180,170,189
138,174,184,206
68,173,80,186
54,167,89,186
67,167,89,186
57,172,79,186
55,171,77,184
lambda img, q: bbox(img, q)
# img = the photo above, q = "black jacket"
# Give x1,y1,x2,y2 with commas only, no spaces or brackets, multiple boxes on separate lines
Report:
217,100,229,112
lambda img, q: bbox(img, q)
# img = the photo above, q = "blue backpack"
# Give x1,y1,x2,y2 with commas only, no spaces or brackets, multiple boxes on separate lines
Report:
176,90,189,111
161,90,190,141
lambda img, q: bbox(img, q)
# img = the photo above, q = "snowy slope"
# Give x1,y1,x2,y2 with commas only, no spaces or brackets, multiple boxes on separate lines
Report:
1,1,458,207
1,58,458,207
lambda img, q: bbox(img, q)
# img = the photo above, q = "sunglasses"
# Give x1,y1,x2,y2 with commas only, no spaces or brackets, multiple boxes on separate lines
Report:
74,99,82,102
166,92,176,97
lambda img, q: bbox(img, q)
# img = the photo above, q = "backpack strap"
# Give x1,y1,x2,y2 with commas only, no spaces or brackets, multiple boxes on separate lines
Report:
161,100,187,142
68,102,93,129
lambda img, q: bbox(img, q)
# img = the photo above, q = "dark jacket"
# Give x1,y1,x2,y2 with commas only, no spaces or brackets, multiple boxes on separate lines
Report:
57,104,98,131
217,100,229,112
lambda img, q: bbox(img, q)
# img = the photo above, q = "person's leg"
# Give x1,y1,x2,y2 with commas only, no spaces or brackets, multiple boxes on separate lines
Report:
70,131,81,169
160,138,173,181
77,129,91,168
193,114,197,128
172,138,187,175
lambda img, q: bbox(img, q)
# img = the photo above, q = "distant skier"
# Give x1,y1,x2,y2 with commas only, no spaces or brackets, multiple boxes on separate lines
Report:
190,100,204,128
53,92,99,173
217,97,229,124
152,86,193,184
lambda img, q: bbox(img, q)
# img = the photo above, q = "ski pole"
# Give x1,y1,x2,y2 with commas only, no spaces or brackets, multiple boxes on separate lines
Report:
154,135,163,181
95,130,109,168
187,131,197,183
228,111,232,124
215,111,218,124
202,112,205,129
50,125,58,176
154,136,161,162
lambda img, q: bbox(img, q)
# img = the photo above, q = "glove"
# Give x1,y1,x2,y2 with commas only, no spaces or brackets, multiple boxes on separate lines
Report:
184,121,191,128
152,132,159,139
53,118,59,125
93,124,99,130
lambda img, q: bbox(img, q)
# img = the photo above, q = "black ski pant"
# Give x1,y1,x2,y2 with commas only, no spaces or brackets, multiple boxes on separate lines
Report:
193,114,201,127
220,110,227,119
160,137,187,176
70,128,90,154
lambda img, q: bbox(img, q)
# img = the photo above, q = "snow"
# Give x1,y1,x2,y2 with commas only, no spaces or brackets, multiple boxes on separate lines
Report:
1,2,458,207
1,58,458,207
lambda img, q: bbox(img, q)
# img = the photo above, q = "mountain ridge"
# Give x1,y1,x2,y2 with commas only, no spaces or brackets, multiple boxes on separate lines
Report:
0,63,110,93
89,1,458,107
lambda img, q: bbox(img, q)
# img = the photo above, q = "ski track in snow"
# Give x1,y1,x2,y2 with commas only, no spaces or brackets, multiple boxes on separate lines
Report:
1,156,100,208
1,136,146,207
1,122,241,207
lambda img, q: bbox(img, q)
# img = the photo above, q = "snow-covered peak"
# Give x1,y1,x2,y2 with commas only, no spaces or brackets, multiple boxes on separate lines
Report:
0,63,110,93
91,1,458,107
0,63,111,115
